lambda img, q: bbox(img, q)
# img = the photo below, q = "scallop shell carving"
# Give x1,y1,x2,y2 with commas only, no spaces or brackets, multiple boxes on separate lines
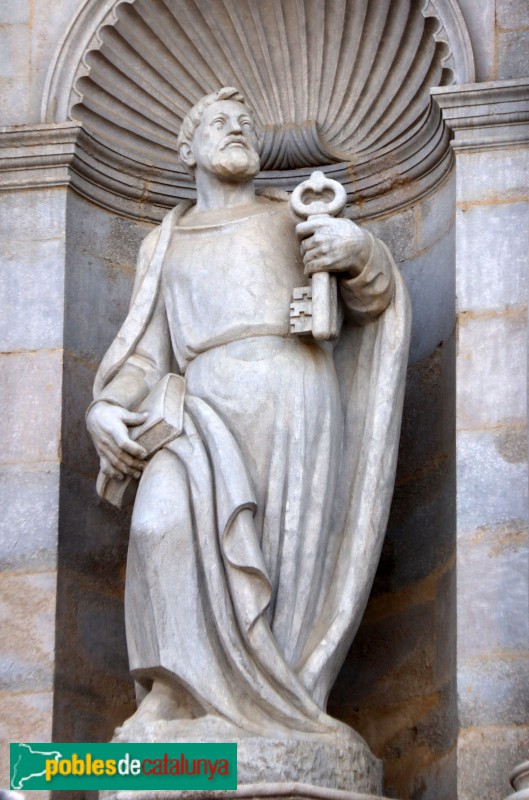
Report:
67,0,464,216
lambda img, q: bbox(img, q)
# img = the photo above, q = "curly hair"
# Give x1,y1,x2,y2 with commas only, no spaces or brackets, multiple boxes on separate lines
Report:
176,87,256,172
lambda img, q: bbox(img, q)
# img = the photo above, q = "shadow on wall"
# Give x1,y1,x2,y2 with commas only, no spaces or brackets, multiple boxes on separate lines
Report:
53,196,152,748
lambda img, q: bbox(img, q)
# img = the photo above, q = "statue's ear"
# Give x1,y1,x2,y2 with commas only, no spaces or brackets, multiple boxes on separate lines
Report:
179,142,195,169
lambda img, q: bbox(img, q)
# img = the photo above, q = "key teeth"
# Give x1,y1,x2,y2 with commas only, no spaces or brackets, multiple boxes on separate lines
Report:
290,284,313,335
290,318,313,334
292,285,312,301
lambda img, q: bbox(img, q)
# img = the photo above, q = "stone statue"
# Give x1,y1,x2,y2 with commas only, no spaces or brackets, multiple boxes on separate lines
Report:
87,87,411,796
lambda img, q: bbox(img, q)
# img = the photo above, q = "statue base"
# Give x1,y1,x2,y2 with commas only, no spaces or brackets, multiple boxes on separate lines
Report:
101,715,386,799
101,783,393,800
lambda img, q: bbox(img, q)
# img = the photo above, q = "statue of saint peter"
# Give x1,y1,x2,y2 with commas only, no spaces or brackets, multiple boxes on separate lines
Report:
87,87,411,744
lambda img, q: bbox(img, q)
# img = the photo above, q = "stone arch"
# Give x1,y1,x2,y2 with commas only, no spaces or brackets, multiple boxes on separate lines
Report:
43,0,474,220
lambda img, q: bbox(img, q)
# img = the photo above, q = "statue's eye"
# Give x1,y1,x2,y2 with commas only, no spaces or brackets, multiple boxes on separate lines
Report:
212,117,225,130
241,119,253,131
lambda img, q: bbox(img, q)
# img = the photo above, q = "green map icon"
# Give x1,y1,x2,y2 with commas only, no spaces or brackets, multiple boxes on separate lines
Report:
10,743,63,790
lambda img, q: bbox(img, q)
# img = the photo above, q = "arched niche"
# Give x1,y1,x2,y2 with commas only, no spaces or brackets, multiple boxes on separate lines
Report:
43,0,474,221
49,3,472,796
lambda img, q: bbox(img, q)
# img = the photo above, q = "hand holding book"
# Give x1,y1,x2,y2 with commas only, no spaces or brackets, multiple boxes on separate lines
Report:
87,403,148,480
88,374,186,508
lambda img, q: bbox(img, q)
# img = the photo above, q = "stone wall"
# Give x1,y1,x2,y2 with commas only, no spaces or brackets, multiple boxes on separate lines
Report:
458,0,529,82
434,81,529,800
0,183,68,796
455,150,529,799
0,0,80,125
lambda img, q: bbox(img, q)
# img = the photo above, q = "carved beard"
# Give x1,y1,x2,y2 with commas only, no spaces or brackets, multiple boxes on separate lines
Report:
210,143,260,179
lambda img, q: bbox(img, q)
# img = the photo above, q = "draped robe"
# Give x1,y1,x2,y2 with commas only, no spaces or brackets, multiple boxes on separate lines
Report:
93,194,411,738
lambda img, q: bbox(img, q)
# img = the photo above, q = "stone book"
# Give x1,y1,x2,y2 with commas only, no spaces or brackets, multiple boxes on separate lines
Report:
96,373,186,509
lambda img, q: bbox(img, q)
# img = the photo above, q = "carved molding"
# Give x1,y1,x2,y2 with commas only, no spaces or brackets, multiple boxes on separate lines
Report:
41,0,136,124
0,123,79,190
432,78,529,151
421,0,474,84
41,0,475,220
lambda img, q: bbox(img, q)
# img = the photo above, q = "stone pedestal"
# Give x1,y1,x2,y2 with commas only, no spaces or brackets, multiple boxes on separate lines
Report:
102,787,393,800
105,718,387,799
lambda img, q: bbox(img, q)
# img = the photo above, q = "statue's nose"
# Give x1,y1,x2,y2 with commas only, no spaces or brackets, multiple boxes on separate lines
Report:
228,118,243,134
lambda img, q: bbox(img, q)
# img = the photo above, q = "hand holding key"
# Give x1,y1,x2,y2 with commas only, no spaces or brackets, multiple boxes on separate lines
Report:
296,214,371,278
290,171,347,341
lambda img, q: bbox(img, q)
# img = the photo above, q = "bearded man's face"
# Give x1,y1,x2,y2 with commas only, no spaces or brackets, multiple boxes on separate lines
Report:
189,99,260,180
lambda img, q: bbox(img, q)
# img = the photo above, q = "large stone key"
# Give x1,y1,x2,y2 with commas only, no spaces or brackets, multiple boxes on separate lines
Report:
290,170,347,341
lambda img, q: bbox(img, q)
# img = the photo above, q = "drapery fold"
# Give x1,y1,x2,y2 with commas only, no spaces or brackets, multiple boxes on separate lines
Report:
95,200,411,736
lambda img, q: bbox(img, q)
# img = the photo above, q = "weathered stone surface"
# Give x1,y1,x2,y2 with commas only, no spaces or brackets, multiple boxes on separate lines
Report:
363,178,457,367
458,725,529,800
456,202,528,313
396,341,454,480
457,311,527,428
418,173,456,251
378,456,455,592
103,788,391,800
1,0,30,23
400,229,455,364
76,583,130,679
497,30,529,81
330,594,436,710
396,750,457,800
434,564,457,687
0,349,62,464
0,0,81,127
58,468,130,599
0,462,59,572
458,655,529,727
45,1,462,221
0,23,30,83
444,78,529,800
53,567,135,745
457,427,528,535
455,148,529,204
64,200,138,361
53,563,135,746
0,572,56,692
457,522,529,659
332,586,457,754
0,691,53,798
496,0,529,29
0,237,65,352
66,194,152,273
61,350,100,479
336,678,457,800
115,728,383,795
363,208,417,264
54,687,133,746
0,188,66,240
2,9,527,800
434,80,529,154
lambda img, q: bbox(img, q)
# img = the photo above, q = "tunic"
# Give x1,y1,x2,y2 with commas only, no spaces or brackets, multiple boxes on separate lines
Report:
92,196,410,736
